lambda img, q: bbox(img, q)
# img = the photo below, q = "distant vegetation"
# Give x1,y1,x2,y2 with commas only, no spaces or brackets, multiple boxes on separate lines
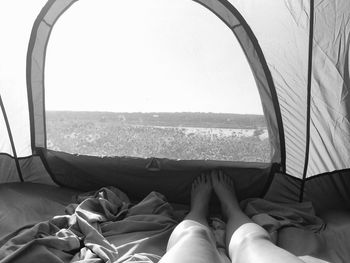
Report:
46,111,270,162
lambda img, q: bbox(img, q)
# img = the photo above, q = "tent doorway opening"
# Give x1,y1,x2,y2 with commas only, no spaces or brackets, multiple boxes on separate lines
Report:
45,0,270,163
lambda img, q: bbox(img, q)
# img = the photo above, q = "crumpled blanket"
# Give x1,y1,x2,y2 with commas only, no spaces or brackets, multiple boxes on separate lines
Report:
241,198,325,242
210,198,325,248
0,187,178,263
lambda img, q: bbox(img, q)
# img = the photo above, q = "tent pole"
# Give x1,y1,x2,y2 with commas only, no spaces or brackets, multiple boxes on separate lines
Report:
299,0,315,202
0,95,24,182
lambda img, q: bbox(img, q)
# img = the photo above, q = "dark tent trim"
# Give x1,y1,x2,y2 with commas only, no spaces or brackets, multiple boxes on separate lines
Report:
36,148,350,208
26,0,56,153
223,0,286,171
40,1,80,149
194,0,286,172
36,147,68,189
305,167,350,181
39,148,274,203
0,152,40,160
269,168,350,184
27,0,78,151
300,0,315,202
267,170,350,213
0,95,23,182
260,162,280,197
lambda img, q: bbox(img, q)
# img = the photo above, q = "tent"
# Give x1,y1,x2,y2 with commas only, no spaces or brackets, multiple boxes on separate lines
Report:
1,0,349,205
0,0,350,261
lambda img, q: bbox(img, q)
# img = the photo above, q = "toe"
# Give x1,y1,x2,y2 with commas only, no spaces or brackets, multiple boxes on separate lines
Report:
207,174,212,185
218,170,223,181
220,170,228,184
210,170,214,180
204,173,210,184
213,171,219,185
211,171,216,184
200,174,205,183
192,177,198,189
221,171,228,183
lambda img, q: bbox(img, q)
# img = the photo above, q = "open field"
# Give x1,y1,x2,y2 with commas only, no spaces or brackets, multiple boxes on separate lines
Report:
46,111,270,162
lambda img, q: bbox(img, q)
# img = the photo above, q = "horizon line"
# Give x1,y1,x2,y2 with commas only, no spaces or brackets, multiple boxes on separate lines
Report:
46,110,264,116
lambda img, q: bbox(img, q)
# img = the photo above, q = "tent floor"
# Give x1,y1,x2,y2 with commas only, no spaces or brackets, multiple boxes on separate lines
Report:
0,182,349,262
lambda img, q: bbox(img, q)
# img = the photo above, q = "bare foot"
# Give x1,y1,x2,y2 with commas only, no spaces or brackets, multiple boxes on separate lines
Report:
212,170,240,220
189,173,212,218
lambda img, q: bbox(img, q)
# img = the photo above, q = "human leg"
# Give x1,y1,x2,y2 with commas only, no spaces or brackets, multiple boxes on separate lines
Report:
212,170,306,263
160,174,229,263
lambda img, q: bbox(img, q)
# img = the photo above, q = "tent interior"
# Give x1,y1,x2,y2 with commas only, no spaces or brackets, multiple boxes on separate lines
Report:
0,0,350,262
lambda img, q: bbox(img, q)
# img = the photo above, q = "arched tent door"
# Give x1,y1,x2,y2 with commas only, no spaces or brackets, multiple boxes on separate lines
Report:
26,0,284,168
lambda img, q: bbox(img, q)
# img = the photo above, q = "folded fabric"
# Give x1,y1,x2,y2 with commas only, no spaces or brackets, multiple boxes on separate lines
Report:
240,198,325,242
0,187,178,263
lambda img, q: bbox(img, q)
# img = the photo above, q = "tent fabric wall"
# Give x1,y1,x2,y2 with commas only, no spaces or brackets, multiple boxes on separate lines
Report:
0,100,14,156
0,1,49,183
0,1,40,158
308,0,350,176
0,155,21,183
0,154,54,184
231,0,350,178
0,0,349,205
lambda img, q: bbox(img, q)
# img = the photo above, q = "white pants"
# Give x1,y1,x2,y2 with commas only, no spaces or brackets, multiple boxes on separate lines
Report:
160,220,329,263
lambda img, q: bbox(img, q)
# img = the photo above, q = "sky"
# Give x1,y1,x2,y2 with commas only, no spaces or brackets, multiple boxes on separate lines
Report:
1,0,264,115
